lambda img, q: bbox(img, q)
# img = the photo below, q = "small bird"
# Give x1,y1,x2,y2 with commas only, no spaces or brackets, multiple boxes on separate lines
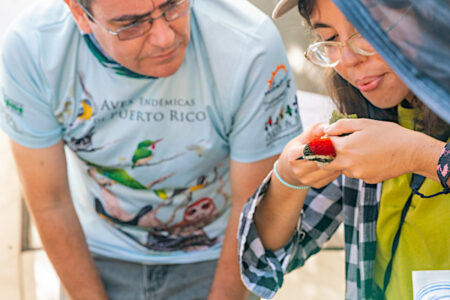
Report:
303,136,337,166
302,110,358,166
131,139,162,168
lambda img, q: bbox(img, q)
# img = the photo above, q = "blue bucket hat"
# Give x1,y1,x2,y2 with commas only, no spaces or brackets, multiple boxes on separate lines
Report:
273,0,450,123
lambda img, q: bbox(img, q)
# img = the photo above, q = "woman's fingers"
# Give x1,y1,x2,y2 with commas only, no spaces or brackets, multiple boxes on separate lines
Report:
308,122,329,139
325,118,366,137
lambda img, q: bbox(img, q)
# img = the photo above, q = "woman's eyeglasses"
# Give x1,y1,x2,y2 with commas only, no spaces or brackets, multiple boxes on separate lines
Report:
304,32,376,67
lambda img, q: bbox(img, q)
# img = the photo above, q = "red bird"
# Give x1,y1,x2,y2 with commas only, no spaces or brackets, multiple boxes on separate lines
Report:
303,136,336,166
300,110,357,165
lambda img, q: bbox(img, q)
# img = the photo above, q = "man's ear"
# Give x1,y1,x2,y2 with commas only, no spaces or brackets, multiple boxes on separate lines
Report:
64,0,93,34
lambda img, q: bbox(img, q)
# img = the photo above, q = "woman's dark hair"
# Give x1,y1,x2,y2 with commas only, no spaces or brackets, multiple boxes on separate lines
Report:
297,0,449,140
78,0,92,13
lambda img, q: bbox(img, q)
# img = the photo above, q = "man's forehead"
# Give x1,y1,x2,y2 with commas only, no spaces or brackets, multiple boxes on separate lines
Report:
91,0,174,19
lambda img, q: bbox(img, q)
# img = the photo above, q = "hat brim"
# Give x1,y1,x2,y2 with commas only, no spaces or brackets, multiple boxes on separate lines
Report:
272,0,298,19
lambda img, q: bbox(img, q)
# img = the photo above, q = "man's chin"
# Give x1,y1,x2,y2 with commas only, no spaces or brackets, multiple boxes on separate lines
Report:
132,57,185,78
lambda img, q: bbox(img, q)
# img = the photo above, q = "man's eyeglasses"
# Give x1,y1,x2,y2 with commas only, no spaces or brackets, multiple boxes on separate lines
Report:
304,32,376,68
78,0,190,41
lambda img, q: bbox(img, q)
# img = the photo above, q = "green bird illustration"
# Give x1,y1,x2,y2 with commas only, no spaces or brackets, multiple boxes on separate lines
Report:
153,188,168,200
87,163,175,190
286,105,293,116
131,139,162,169
88,163,148,189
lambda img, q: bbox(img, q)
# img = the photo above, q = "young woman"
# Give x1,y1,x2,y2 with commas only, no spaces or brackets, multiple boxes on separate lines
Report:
238,0,450,299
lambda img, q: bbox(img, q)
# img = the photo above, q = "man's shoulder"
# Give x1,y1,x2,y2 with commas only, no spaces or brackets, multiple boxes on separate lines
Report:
2,0,79,77
192,0,277,42
3,0,74,50
190,0,284,71
187,0,289,106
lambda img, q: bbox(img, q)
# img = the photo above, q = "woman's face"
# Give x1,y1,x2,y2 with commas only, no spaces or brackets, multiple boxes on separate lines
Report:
310,0,412,108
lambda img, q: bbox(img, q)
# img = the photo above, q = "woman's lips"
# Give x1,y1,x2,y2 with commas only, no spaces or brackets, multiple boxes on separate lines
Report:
355,74,385,92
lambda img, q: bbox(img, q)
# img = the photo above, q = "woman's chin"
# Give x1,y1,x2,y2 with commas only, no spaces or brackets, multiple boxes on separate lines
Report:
362,91,405,109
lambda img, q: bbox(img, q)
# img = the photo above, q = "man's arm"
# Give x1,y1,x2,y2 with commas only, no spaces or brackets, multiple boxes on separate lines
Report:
207,155,278,300
9,140,108,300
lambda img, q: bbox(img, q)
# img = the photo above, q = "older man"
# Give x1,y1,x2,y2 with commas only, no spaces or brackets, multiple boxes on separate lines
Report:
0,0,302,299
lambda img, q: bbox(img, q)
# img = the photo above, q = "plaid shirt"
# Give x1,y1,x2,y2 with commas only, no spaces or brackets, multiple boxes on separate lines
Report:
238,172,381,299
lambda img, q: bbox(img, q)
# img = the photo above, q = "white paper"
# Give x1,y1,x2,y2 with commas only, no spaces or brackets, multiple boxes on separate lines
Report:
412,270,450,300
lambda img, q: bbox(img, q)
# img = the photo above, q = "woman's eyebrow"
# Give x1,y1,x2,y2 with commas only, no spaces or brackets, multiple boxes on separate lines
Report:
312,22,331,29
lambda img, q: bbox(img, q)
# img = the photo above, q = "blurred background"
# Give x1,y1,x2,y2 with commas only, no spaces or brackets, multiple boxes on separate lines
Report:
0,0,344,299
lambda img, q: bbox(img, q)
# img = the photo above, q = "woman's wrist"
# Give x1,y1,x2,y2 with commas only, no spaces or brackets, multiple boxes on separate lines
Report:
406,130,449,186
272,160,310,190
408,131,441,174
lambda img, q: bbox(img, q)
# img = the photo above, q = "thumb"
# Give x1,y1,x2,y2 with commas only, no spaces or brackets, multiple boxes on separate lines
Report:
307,123,328,140
324,119,363,137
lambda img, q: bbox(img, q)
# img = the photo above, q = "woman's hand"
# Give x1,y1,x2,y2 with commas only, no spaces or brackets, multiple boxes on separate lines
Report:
276,123,341,189
255,123,341,250
322,118,436,183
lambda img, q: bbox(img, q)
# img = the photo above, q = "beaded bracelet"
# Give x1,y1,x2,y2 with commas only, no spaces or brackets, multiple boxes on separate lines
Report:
415,142,450,198
437,143,450,191
273,160,310,190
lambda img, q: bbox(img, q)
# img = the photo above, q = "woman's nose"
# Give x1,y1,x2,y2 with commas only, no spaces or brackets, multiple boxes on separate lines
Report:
339,45,365,67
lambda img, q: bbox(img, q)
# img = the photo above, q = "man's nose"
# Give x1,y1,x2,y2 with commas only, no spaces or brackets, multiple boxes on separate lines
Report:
147,18,175,48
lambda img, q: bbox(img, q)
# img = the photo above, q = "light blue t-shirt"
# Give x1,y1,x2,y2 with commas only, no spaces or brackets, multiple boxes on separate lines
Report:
0,0,302,264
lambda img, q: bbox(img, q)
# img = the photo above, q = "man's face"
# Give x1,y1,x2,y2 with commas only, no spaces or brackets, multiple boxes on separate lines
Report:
78,0,191,77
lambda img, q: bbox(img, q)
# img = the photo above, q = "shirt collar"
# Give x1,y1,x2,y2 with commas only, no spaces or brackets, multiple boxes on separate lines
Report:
83,34,157,79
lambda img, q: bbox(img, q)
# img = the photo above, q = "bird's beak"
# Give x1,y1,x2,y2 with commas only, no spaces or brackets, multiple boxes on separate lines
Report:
152,138,163,149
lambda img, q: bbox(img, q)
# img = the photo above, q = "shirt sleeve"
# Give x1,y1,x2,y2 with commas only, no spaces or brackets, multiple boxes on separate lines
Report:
238,173,344,298
0,27,62,148
228,18,303,162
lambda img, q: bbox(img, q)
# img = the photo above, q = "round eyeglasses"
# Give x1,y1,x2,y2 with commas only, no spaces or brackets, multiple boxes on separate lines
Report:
79,0,190,41
304,32,376,67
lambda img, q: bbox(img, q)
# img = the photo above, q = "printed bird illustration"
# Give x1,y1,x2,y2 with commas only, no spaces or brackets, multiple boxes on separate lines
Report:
286,104,293,116
188,175,208,192
186,144,205,157
55,101,72,123
77,99,95,121
88,163,175,190
279,107,285,119
153,189,169,200
95,198,154,226
77,72,97,122
89,163,148,189
131,139,162,168
68,73,97,129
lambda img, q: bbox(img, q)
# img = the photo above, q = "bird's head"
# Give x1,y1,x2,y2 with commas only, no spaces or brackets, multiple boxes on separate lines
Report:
138,138,163,149
150,138,163,149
